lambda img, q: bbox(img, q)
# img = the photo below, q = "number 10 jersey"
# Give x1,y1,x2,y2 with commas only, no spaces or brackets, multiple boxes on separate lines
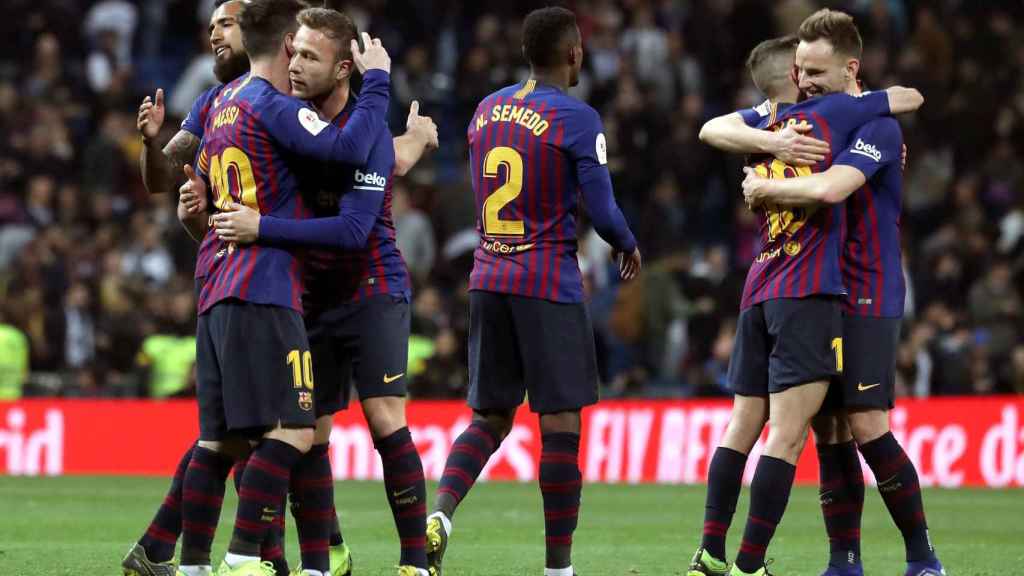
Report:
737,91,892,310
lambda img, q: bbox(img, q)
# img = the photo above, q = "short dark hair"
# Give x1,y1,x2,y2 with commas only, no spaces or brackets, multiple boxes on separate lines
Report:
746,35,798,97
798,9,863,59
239,0,307,59
297,7,358,61
213,0,234,8
522,6,578,68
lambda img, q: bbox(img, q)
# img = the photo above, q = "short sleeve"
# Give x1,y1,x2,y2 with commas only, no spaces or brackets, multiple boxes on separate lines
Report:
181,86,219,138
825,91,890,135
834,117,902,181
739,99,774,127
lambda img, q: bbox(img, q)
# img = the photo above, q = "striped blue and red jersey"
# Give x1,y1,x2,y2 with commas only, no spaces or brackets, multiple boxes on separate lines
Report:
181,83,223,140
835,117,905,317
736,91,892,310
182,83,227,285
194,69,390,315
255,95,410,319
467,79,636,303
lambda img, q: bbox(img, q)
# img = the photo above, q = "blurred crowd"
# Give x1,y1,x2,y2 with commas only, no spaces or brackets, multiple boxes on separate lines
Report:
1,0,1022,400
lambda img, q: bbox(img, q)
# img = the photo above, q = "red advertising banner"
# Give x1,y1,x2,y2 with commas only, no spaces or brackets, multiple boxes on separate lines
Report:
2,397,1023,487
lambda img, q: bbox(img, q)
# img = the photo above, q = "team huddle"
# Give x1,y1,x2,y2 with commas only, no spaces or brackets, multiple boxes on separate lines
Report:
120,2,942,576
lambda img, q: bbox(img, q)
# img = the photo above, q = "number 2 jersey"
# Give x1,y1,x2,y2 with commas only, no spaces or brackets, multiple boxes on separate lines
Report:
736,91,891,310
467,79,636,303
194,69,390,315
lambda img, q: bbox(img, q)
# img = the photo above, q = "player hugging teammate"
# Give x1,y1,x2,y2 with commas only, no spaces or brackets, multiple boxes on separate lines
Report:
125,1,437,576
689,8,943,576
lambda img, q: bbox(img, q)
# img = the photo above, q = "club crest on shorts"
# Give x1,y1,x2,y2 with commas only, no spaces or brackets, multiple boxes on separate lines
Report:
298,391,313,411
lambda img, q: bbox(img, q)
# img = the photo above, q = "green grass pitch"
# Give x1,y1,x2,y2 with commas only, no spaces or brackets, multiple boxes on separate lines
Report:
0,476,1019,575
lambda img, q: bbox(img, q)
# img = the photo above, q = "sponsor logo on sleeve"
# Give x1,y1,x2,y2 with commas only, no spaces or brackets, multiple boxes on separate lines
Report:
354,169,387,191
850,138,882,162
752,99,772,117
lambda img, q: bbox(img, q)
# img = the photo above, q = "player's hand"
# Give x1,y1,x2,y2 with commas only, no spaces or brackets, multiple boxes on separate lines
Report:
351,32,390,74
137,89,166,143
616,247,642,281
406,100,439,149
179,165,208,215
773,123,829,166
901,143,908,172
742,166,769,208
212,202,261,244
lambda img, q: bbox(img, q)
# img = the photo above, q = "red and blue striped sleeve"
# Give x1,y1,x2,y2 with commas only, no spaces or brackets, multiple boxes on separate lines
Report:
818,91,890,135
570,106,637,254
180,85,220,138
258,125,393,249
833,117,901,179
257,69,390,166
738,99,774,127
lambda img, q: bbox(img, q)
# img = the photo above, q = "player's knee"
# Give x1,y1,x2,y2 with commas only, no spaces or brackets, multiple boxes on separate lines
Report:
290,428,315,453
724,396,768,449
847,408,889,445
765,421,810,463
720,414,763,454
539,411,581,436
473,410,515,441
363,396,407,439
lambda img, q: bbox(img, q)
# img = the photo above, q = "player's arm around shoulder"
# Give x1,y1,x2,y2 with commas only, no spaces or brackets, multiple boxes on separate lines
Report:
883,86,924,115
699,102,829,167
258,34,391,167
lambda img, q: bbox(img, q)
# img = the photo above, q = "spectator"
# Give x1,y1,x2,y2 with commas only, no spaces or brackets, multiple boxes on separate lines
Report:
1,1,1021,398
83,0,138,67
121,219,174,287
967,260,1021,361
393,182,436,283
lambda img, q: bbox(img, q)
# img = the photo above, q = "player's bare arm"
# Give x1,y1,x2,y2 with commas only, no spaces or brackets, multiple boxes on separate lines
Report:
177,165,209,242
884,86,924,114
138,89,201,196
742,164,866,208
394,100,438,176
699,112,830,167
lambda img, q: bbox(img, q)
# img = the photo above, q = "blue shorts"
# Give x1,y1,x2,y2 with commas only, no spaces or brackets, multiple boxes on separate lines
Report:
306,293,411,417
196,299,315,440
824,315,900,411
468,291,598,414
728,296,843,396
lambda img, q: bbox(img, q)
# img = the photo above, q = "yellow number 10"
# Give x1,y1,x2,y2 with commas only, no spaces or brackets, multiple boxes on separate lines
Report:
482,146,525,236
286,349,314,390
209,146,260,211
831,337,843,372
